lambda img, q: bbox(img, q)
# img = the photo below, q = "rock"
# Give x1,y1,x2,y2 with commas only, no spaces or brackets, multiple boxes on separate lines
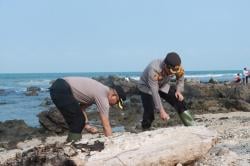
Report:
185,78,201,84
0,89,5,95
222,99,250,112
0,149,22,164
25,86,41,96
0,101,7,105
0,148,6,152
16,139,42,150
25,90,38,96
216,147,230,156
38,107,68,133
0,120,42,149
26,86,41,92
184,83,250,113
49,80,56,85
129,95,141,103
208,106,221,112
45,136,67,145
208,78,218,84
94,76,139,95
63,146,77,157
39,97,53,107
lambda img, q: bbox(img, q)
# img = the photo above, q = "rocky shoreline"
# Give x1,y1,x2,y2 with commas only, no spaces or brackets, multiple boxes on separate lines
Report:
0,76,250,165
194,111,250,165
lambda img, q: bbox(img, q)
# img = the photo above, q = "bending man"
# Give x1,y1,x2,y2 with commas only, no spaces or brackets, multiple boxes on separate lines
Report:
138,52,194,130
49,77,126,142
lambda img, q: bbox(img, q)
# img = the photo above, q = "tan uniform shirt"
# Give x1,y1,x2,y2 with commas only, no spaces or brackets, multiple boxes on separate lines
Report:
63,77,110,117
137,59,184,112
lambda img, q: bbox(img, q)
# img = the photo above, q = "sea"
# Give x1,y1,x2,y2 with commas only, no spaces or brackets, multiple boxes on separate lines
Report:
0,70,242,127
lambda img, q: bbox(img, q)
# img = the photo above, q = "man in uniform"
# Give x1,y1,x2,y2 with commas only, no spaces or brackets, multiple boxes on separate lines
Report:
138,52,194,130
50,77,126,142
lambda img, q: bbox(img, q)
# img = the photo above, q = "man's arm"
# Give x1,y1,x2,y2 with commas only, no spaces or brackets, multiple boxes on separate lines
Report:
94,96,112,136
99,113,112,137
82,111,89,122
148,69,170,121
148,69,163,112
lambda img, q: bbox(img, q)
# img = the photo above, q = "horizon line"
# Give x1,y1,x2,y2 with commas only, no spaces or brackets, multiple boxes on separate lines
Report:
0,69,242,74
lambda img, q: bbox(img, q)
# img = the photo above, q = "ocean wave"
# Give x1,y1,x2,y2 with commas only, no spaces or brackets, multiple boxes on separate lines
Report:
0,86,48,94
125,76,140,81
0,88,17,95
0,86,16,90
126,74,234,80
17,79,51,87
185,74,224,78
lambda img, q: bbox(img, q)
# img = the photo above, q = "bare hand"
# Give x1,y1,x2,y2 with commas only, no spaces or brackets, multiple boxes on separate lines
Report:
84,124,98,134
175,91,184,101
160,109,170,121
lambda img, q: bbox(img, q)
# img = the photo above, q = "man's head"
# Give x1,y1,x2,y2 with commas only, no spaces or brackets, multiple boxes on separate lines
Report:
163,52,182,74
108,85,126,109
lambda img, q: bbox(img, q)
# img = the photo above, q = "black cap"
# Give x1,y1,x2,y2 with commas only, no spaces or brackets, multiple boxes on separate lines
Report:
164,52,181,67
113,85,126,109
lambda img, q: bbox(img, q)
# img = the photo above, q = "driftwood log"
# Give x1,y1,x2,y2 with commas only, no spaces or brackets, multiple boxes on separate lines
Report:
0,126,217,166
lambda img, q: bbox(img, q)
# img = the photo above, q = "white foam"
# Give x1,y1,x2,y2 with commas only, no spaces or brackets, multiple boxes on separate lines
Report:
17,79,51,87
185,74,224,78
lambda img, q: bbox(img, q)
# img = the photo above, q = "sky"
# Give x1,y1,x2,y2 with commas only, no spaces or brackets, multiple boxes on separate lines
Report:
0,0,250,73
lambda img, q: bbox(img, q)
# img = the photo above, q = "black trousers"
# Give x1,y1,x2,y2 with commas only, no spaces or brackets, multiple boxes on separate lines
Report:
49,78,85,133
140,87,187,129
